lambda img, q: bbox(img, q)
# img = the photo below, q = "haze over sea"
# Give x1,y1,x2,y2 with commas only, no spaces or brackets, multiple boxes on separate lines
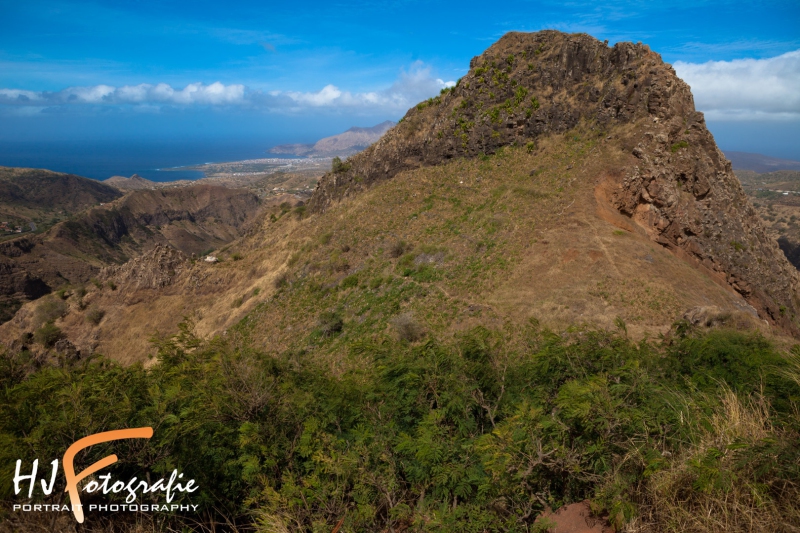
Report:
0,139,296,182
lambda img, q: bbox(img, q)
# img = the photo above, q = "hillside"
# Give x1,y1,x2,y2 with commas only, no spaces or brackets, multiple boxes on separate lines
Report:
103,173,158,190
3,31,800,533
0,166,122,239
269,120,395,157
0,183,263,324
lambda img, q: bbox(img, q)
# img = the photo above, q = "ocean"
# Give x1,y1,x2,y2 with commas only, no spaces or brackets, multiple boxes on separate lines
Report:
0,139,292,182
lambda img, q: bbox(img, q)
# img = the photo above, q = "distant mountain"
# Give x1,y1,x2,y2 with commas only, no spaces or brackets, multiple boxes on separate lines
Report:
269,120,395,157
724,151,800,173
104,173,158,190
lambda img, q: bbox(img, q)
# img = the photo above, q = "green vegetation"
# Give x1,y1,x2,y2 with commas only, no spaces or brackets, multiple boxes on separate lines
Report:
332,157,352,173
2,322,799,532
670,140,689,153
32,322,62,347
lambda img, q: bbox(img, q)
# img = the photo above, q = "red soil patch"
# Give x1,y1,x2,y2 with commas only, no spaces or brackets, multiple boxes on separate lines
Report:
533,501,614,533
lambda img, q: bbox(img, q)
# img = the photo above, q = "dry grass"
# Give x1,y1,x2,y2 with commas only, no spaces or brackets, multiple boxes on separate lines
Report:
633,389,800,533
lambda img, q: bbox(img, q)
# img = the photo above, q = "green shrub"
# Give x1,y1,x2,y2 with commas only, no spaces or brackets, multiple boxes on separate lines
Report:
340,274,359,289
332,156,351,173
3,320,799,533
273,272,289,289
33,322,62,347
670,140,689,153
389,240,410,258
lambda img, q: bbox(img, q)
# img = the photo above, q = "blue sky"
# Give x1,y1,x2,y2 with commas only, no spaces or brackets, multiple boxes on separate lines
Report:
1,0,799,157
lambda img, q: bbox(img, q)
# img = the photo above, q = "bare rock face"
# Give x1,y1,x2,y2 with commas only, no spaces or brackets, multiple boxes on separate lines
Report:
609,116,799,331
100,244,190,290
306,30,800,334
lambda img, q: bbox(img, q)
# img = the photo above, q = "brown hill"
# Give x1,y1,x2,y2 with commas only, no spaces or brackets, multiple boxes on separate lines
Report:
3,30,798,364
0,166,122,240
0,184,263,324
104,173,158,190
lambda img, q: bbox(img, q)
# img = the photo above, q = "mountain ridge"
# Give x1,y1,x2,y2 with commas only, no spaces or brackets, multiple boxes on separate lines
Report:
269,120,395,157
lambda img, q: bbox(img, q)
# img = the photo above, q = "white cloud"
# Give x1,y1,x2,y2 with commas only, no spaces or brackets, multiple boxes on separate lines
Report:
0,82,246,107
674,49,800,121
0,62,455,116
279,62,455,112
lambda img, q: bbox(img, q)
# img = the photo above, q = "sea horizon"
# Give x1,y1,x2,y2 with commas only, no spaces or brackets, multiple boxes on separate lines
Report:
0,138,304,182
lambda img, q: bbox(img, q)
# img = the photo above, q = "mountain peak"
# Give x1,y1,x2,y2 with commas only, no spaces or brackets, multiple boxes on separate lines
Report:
308,30,691,211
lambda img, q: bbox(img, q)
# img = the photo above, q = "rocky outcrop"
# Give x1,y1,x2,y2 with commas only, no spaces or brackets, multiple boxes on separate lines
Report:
306,30,800,333
608,116,800,331
100,244,190,290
